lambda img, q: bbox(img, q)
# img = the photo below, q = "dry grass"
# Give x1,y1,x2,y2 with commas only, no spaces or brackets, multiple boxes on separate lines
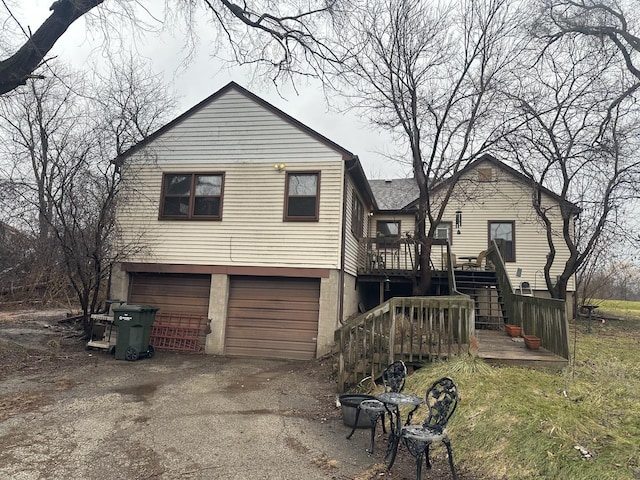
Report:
397,312,640,480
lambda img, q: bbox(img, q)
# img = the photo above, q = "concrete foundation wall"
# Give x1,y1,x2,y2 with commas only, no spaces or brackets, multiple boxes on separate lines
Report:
342,273,360,322
317,270,340,357
110,266,129,304
205,274,229,355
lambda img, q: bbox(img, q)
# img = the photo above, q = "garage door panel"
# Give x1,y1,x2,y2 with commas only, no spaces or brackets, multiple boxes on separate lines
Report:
226,307,319,324
226,315,318,328
225,328,316,343
225,340,315,360
132,285,210,299
229,297,318,312
225,276,320,360
231,279,318,291
227,323,317,341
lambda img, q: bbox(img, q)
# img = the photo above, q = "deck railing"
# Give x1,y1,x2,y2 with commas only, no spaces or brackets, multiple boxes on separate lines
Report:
334,295,475,392
357,237,450,274
357,237,416,273
487,241,569,359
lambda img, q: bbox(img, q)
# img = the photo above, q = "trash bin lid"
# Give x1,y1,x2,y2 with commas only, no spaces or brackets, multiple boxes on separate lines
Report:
113,304,159,313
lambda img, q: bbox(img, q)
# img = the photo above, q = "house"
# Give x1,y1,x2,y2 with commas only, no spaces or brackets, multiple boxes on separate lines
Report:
110,82,377,360
360,156,577,311
110,82,575,360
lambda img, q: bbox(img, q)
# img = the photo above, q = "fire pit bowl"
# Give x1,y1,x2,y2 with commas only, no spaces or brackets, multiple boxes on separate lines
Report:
338,394,377,428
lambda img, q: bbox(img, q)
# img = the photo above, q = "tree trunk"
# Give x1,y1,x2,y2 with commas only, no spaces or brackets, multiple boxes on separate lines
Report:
0,0,104,95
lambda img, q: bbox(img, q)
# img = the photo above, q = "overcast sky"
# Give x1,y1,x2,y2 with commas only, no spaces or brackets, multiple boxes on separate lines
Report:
14,2,411,180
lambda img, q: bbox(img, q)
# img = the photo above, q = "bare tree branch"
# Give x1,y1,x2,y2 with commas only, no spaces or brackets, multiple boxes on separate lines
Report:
0,0,104,95
0,0,346,96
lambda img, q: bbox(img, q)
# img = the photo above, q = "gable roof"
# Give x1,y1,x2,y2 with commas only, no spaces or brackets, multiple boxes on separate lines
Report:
402,153,580,214
115,81,356,164
368,178,419,211
112,81,378,208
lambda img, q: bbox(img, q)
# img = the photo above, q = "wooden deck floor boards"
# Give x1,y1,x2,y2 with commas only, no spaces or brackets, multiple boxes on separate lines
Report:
476,329,568,370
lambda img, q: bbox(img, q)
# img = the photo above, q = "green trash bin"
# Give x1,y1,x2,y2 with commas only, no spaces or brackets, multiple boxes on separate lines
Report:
113,305,159,361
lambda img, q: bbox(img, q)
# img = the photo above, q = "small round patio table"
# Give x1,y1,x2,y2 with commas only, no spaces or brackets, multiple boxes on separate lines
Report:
377,391,424,470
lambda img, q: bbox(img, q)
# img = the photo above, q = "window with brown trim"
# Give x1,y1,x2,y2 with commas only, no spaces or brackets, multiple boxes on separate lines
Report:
351,194,364,238
489,221,515,262
284,172,320,221
160,173,224,220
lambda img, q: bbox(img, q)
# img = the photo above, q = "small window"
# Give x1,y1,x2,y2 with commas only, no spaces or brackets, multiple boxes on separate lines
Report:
160,173,224,220
435,222,452,243
376,220,400,248
285,172,320,221
351,194,364,238
478,168,493,182
489,221,515,262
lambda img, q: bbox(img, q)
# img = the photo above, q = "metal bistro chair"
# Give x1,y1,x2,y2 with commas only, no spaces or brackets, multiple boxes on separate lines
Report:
400,377,459,480
346,360,408,454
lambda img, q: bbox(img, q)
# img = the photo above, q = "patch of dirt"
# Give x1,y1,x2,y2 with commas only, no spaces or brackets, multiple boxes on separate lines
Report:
0,391,53,423
0,309,85,377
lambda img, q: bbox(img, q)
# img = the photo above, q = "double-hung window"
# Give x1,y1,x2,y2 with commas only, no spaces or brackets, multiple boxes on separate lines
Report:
160,173,224,220
284,172,320,221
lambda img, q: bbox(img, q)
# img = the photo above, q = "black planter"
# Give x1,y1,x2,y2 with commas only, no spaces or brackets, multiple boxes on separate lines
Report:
339,394,377,428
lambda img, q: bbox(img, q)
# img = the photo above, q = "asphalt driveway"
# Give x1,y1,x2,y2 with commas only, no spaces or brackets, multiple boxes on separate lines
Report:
1,341,387,480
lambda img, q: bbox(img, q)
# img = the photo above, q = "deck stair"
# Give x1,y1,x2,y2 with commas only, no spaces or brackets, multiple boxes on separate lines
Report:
454,269,508,330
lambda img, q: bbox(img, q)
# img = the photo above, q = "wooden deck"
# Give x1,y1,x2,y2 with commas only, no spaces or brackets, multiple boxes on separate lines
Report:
476,330,569,370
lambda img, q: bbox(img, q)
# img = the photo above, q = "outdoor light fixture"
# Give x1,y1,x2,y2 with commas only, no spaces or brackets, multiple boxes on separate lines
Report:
455,210,462,234
274,163,286,171
384,275,391,292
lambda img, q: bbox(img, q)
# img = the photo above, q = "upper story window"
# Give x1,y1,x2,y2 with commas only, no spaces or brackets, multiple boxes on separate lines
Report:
376,220,400,248
160,173,224,220
489,221,515,262
351,194,364,238
478,167,493,182
285,172,320,221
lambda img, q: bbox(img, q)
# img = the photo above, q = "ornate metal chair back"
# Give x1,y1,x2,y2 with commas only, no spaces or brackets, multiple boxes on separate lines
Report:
422,377,459,434
382,360,407,393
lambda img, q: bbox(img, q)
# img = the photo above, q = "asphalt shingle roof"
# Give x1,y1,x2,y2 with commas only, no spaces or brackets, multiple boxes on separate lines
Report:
368,178,419,211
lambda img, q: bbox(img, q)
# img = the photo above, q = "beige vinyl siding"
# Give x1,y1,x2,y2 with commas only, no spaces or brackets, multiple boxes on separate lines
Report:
436,160,575,291
116,89,346,269
118,162,344,267
135,90,343,163
343,176,369,276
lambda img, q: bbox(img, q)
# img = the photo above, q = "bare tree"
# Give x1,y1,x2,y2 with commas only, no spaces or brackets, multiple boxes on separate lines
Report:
0,59,174,322
0,0,344,96
332,0,520,294
537,0,640,80
0,67,87,301
501,33,640,300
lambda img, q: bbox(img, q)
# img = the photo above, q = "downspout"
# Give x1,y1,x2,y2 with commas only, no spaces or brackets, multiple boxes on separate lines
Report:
339,157,362,326
338,165,348,326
